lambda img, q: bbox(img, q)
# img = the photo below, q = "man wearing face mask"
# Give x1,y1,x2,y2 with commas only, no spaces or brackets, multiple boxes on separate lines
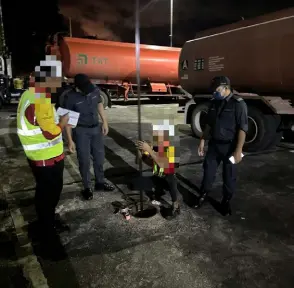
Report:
64,74,115,200
195,76,248,215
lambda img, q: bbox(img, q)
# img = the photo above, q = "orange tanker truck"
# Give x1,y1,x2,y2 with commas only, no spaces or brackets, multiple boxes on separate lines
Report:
180,7,294,153
46,35,190,108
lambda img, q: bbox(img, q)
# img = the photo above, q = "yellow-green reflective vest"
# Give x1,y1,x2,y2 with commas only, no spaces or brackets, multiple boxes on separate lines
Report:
153,163,164,177
16,89,63,161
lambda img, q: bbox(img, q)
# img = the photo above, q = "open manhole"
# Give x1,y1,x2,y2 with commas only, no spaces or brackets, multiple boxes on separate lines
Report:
132,203,157,218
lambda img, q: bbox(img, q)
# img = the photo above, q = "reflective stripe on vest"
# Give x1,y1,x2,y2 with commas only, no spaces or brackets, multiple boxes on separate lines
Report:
17,99,43,136
153,163,164,177
17,92,63,161
22,136,63,151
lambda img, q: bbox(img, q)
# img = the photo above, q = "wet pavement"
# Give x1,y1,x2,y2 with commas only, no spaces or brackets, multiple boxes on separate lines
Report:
0,103,294,288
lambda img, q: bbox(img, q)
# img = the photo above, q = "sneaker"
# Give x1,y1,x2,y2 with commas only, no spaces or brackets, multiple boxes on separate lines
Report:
172,205,181,217
81,188,93,200
151,200,162,206
95,182,115,192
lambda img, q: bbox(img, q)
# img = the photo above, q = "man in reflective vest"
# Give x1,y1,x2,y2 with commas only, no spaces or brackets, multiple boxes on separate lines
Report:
17,56,69,240
136,119,180,219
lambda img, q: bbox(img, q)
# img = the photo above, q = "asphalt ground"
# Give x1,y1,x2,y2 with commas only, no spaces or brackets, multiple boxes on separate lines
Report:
0,101,294,288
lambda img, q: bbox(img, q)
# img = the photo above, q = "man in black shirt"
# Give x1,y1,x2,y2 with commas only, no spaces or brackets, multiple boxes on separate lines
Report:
196,76,248,215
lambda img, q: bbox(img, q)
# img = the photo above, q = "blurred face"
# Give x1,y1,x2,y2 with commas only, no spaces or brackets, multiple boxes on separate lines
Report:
34,76,62,93
153,130,170,147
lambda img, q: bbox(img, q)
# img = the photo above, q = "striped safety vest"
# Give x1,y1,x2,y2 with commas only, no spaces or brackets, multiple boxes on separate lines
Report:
153,163,164,177
16,89,63,161
151,146,169,177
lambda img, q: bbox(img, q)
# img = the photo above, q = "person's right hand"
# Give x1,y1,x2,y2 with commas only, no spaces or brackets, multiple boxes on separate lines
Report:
59,113,69,128
68,140,76,153
198,139,205,157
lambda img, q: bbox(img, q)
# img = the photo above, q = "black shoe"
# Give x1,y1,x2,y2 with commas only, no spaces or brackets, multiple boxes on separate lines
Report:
220,198,232,216
95,182,115,192
194,192,207,209
81,188,93,200
39,231,67,261
166,205,180,220
54,219,70,233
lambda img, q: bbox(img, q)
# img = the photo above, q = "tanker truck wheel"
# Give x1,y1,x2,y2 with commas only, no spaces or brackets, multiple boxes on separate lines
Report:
100,90,109,109
243,107,281,152
191,102,210,138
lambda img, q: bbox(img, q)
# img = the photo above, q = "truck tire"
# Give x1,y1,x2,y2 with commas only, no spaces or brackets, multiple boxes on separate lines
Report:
100,90,109,109
191,102,210,138
190,103,281,152
244,107,279,152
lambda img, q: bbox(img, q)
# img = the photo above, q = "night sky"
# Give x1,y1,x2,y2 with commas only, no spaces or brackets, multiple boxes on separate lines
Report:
1,0,293,74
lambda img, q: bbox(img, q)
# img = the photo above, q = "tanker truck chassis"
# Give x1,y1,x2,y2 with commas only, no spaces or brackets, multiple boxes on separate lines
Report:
91,81,189,104
65,77,189,109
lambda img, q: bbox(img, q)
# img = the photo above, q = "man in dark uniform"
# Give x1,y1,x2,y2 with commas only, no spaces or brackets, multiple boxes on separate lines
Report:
195,76,248,215
56,77,73,110
64,74,114,200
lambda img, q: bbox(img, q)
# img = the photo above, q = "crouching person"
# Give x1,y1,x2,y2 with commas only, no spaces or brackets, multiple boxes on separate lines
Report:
136,120,180,218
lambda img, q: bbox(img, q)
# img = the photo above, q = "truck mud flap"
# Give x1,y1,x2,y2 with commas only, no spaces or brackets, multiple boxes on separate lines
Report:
0,93,3,109
244,107,282,152
263,114,283,150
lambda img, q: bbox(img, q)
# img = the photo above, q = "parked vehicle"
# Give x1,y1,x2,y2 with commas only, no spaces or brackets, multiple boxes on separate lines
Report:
0,55,28,109
180,8,294,152
46,35,190,108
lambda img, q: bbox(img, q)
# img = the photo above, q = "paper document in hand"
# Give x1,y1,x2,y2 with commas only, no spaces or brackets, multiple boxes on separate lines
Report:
229,153,244,164
56,107,80,127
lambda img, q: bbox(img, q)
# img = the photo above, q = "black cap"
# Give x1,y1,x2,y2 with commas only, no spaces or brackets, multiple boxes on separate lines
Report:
74,73,96,95
211,76,231,90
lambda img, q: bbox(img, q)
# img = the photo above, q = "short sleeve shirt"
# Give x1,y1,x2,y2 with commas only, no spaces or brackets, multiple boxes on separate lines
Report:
64,88,102,126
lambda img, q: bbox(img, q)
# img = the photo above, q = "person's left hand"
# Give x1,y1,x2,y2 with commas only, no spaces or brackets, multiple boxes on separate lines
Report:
232,150,243,164
102,122,109,136
136,140,152,154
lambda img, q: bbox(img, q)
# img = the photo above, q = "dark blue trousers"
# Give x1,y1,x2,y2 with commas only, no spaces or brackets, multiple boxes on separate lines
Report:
201,141,237,200
73,125,105,189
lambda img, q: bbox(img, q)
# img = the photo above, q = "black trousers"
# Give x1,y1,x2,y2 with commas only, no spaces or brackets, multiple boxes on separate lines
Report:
201,141,236,200
152,174,178,202
132,174,179,202
29,159,64,230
